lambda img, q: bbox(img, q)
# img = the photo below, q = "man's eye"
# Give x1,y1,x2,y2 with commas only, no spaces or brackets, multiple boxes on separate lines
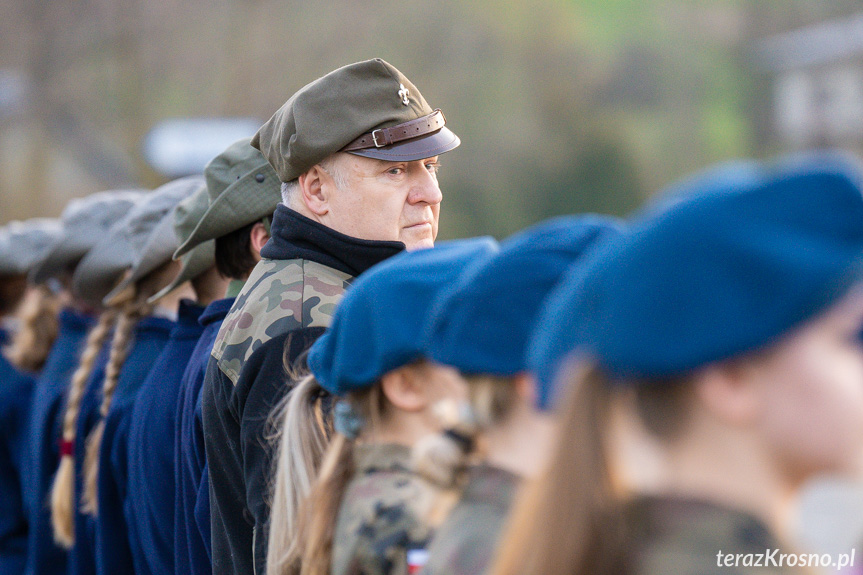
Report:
425,162,441,173
387,167,404,175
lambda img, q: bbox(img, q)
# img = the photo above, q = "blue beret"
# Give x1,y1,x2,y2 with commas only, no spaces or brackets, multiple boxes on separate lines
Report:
308,237,499,395
529,151,863,407
426,215,623,378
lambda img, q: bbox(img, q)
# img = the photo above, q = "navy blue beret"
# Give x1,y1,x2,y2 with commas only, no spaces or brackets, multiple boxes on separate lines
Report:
529,152,863,408
426,215,623,378
308,237,499,395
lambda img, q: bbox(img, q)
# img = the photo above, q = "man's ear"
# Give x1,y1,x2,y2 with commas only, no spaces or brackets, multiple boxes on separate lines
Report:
249,222,270,258
297,165,332,217
692,360,761,428
380,366,427,413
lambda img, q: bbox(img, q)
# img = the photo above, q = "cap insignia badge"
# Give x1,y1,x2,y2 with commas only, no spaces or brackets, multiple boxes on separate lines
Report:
398,84,410,106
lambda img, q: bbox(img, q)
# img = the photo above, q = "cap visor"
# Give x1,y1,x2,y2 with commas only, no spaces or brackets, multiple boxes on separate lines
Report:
149,241,215,304
347,127,460,162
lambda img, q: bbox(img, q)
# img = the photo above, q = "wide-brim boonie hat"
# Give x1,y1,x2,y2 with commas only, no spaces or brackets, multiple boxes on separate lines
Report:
0,218,63,276
175,138,280,258
73,176,203,305
148,241,215,304
29,190,145,285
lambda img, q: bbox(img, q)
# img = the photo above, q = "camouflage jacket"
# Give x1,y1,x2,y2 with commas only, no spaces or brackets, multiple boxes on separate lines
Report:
420,464,520,575
626,496,799,575
211,257,351,384
332,443,440,575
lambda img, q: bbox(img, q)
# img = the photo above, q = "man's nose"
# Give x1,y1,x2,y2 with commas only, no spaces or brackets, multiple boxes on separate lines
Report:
409,165,443,205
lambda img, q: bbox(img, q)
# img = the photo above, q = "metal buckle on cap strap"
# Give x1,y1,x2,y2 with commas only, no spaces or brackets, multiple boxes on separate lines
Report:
372,129,388,148
342,109,446,152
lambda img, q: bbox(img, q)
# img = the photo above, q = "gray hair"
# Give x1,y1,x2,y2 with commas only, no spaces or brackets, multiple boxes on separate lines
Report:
279,154,349,208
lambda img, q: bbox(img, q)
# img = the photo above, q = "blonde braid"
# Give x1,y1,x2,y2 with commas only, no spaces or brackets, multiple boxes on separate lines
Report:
81,289,151,515
5,285,62,372
49,307,118,547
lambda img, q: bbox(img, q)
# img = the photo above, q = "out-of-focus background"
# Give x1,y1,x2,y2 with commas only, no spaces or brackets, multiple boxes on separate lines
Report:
5,0,863,563
1,0,862,240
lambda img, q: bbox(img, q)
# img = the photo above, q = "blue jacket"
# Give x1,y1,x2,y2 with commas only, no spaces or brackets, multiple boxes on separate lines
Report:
69,316,173,575
23,308,95,575
0,329,35,575
123,301,204,575
174,298,233,575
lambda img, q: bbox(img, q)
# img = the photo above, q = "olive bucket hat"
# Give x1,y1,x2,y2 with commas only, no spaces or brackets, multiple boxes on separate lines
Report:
73,177,202,306
29,190,146,285
100,176,205,305
174,138,280,258
149,183,216,303
252,58,460,183
0,218,63,276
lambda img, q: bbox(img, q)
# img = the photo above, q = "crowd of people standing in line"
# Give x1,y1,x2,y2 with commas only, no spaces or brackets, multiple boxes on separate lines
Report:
1,58,863,575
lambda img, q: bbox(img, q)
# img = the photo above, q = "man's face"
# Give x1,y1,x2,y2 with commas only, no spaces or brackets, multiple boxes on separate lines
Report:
320,153,443,250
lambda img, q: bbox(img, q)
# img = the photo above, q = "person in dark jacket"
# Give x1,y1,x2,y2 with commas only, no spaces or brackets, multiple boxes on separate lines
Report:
23,191,142,575
0,218,62,575
203,58,462,575
170,137,280,575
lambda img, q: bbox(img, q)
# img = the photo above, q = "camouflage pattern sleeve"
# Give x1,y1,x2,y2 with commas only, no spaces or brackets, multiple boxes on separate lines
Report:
211,258,351,383
420,465,520,575
331,444,440,575
627,496,796,575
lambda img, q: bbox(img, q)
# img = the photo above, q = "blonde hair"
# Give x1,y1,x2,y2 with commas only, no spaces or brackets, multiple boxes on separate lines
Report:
267,374,332,575
5,284,62,372
295,385,385,575
81,287,152,515
413,374,518,489
50,307,119,547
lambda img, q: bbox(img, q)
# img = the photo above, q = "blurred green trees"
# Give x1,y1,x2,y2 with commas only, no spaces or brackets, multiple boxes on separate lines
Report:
0,0,859,238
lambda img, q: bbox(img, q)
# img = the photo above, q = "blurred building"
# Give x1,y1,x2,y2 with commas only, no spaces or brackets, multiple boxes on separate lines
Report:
756,13,863,152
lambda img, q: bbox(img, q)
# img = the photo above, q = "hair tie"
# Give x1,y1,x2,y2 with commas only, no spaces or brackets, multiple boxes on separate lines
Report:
59,439,74,457
333,401,364,440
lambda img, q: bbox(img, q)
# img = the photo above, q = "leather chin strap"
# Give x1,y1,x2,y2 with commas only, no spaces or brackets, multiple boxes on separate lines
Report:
341,109,446,151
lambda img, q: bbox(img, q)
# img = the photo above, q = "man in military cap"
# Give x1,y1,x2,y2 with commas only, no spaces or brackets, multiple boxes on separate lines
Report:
202,58,461,575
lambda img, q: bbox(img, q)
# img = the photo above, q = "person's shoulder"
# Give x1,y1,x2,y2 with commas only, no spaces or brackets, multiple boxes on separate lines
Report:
627,496,791,575
211,258,347,384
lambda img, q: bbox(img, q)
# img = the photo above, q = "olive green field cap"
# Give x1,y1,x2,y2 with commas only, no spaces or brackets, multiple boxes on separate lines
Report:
174,137,280,258
150,183,216,303
251,58,460,183
0,218,62,276
29,189,146,285
73,176,203,306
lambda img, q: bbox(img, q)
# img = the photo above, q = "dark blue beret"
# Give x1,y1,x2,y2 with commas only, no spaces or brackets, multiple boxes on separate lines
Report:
308,237,499,395
529,152,863,408
426,215,623,378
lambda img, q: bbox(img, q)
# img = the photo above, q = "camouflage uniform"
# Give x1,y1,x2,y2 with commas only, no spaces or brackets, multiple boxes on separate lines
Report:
626,496,796,575
332,443,440,575
420,465,519,575
211,258,350,381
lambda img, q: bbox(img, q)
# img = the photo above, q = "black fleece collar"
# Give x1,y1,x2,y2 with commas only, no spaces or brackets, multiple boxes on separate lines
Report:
260,205,405,277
